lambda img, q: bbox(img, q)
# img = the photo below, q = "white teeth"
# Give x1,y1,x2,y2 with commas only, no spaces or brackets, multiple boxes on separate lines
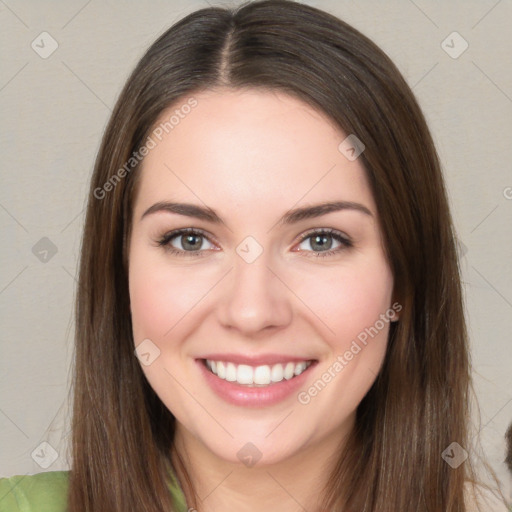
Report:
205,359,311,387
237,364,254,385
217,361,226,379
294,362,307,375
254,365,271,385
226,362,237,382
271,364,284,382
284,362,295,380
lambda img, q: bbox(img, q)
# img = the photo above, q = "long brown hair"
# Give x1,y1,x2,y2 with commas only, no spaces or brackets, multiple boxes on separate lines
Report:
69,1,488,510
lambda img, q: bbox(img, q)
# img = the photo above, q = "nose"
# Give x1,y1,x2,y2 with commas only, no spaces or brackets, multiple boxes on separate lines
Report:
216,250,293,337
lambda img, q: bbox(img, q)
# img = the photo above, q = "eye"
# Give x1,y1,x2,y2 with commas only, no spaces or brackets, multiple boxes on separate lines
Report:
295,228,352,257
156,227,352,258
157,228,216,257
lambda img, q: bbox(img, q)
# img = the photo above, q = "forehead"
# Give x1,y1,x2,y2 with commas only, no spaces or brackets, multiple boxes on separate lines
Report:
134,88,376,221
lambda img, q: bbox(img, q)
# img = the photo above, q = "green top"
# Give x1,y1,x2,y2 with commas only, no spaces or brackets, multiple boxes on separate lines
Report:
3,472,511,511
0,470,187,511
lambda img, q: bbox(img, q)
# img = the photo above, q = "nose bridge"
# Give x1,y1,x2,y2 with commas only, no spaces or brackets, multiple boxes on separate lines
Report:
216,242,293,334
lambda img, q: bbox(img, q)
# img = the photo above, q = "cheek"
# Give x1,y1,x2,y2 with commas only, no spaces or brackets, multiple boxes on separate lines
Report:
128,247,210,416
292,259,393,416
129,248,213,344
291,255,394,349
129,269,171,344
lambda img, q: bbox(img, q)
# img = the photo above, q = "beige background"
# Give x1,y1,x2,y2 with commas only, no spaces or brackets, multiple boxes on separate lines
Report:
1,0,511,502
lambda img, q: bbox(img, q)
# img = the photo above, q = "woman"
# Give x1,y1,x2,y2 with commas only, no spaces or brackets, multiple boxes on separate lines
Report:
0,0,507,510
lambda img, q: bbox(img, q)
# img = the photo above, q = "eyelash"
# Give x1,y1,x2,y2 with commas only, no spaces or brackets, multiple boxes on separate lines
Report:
156,227,352,258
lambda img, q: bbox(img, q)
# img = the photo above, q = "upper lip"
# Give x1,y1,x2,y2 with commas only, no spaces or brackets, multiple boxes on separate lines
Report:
199,353,316,366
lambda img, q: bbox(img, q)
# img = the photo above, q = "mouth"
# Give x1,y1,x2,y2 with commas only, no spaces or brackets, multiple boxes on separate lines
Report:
196,356,318,407
202,358,314,387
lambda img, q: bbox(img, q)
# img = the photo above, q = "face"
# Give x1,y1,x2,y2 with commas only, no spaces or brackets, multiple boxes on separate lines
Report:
128,88,397,466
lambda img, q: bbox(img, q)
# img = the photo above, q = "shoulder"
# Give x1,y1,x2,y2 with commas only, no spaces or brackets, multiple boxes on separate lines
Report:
0,471,69,512
464,481,510,512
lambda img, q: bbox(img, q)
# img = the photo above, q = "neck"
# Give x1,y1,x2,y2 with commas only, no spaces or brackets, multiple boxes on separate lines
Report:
172,421,353,512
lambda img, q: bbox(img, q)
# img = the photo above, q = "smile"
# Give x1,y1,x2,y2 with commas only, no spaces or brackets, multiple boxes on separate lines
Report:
204,359,312,387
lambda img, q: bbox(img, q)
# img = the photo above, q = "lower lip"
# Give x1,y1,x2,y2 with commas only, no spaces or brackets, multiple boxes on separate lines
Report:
197,359,316,407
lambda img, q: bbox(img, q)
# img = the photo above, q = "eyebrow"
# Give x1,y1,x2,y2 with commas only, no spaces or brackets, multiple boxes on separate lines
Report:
141,200,373,226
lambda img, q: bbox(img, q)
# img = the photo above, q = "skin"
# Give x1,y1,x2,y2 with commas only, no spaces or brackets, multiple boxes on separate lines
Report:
128,87,398,511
